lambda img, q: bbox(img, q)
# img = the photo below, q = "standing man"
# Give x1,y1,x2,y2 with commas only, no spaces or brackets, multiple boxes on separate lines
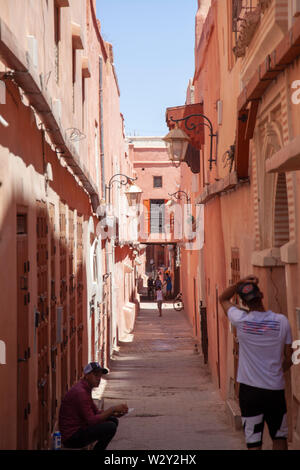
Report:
147,276,154,299
219,275,293,450
155,275,162,291
59,362,128,450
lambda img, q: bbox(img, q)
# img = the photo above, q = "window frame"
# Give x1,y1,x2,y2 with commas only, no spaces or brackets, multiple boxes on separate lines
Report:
153,176,163,188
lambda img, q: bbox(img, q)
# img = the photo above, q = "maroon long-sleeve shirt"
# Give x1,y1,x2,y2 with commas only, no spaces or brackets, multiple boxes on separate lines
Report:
59,378,102,442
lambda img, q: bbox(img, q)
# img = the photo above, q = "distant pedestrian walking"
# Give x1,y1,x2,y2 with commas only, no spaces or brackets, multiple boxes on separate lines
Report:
164,274,172,299
219,275,293,451
156,286,163,317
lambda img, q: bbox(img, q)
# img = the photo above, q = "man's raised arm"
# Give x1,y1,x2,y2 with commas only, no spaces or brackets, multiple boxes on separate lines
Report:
219,275,258,316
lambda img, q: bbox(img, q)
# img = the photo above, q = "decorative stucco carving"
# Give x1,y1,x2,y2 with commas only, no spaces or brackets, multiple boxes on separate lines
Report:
264,121,283,159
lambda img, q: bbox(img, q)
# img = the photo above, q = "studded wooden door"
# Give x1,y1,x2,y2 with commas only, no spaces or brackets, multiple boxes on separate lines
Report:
17,211,30,450
99,295,106,366
103,281,110,368
59,202,68,396
69,209,76,386
49,203,57,430
76,215,84,378
231,247,240,399
36,201,50,449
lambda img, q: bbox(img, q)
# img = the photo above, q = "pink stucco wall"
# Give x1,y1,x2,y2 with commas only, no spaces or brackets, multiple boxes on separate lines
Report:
0,0,135,449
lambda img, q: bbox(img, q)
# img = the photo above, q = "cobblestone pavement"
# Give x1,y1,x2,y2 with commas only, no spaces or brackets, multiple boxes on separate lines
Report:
94,301,246,451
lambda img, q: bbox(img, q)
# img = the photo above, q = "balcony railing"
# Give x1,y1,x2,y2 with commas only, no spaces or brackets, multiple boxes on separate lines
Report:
232,0,262,57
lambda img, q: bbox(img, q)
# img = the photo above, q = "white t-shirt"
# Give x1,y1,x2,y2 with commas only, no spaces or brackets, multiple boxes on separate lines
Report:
228,306,292,390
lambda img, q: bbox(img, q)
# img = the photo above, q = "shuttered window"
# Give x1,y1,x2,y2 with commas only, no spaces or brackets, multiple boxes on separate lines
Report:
150,199,165,233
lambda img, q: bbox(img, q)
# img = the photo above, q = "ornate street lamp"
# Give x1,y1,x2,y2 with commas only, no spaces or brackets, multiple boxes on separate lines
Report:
164,113,217,170
125,183,143,206
163,124,190,166
105,173,138,204
168,190,190,203
167,190,192,216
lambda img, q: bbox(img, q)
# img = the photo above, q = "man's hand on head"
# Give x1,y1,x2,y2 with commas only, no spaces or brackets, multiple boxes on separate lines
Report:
218,275,259,316
238,275,259,286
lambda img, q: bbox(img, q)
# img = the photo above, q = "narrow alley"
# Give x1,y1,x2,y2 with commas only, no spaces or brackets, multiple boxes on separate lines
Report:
96,301,245,451
2,0,300,451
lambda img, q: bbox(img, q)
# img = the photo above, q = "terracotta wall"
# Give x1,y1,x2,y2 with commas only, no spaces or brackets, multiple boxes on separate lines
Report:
178,0,300,446
0,0,134,449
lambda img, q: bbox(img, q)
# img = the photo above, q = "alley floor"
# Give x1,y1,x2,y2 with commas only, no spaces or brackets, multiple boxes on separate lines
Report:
94,301,246,451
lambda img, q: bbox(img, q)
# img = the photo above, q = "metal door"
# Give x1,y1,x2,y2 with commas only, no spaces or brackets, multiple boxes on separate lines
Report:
59,202,68,396
36,201,50,449
216,286,221,389
16,211,30,450
200,306,208,364
69,209,76,386
76,214,84,378
49,203,57,430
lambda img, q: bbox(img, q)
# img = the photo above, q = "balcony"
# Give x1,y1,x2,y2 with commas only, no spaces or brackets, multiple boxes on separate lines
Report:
233,1,261,58
239,0,289,86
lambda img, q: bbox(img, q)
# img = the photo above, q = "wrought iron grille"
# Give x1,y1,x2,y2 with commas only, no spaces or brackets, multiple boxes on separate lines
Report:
232,0,257,34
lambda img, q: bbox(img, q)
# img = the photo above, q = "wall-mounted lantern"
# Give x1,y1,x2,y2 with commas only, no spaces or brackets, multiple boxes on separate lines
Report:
163,125,190,166
164,112,217,170
124,183,143,206
168,190,190,203
105,173,138,204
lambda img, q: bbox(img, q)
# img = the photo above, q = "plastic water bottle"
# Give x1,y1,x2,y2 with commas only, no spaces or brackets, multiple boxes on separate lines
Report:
53,431,61,450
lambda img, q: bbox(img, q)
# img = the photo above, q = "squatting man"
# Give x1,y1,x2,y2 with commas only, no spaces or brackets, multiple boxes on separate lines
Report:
59,362,128,450
219,275,293,450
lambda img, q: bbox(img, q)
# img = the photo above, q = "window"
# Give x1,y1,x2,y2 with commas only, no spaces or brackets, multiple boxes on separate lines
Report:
153,176,162,188
150,199,165,233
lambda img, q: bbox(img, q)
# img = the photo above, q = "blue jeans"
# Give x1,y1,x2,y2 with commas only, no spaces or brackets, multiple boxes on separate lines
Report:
63,417,119,450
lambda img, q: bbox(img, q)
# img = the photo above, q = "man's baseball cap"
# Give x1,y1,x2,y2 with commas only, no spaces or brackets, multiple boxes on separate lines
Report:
83,362,108,375
236,282,261,302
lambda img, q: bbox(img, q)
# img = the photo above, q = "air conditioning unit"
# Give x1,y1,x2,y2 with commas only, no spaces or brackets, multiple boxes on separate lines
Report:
0,340,6,364
217,100,223,126
0,80,6,105
53,98,62,122
27,35,38,69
